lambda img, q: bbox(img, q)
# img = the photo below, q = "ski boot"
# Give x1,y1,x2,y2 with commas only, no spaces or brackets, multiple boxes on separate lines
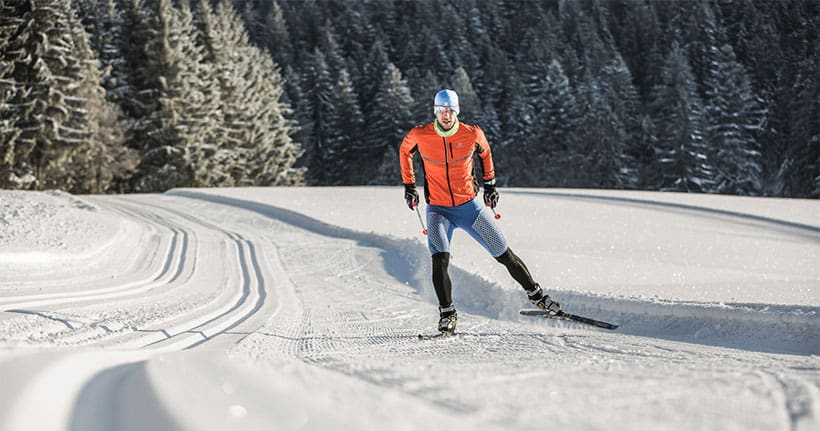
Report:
438,305,457,333
527,284,562,315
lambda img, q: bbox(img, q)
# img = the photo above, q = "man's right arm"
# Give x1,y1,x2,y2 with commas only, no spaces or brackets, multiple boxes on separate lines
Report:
399,130,417,185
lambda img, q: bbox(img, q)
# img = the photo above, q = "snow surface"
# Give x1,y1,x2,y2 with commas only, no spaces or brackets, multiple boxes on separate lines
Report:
0,187,818,431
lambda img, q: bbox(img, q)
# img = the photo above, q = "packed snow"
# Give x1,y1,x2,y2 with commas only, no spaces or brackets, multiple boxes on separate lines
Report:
0,187,818,431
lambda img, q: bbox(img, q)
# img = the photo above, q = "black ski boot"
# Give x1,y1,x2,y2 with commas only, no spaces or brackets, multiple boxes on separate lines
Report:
438,305,457,333
527,284,562,315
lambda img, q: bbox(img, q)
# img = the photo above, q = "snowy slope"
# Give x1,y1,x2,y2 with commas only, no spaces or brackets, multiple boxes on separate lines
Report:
0,187,818,431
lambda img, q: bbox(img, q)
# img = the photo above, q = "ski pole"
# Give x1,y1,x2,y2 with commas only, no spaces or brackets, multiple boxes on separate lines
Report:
413,202,428,235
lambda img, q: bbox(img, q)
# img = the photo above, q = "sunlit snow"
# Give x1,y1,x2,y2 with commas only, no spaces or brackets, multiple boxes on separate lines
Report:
0,187,817,430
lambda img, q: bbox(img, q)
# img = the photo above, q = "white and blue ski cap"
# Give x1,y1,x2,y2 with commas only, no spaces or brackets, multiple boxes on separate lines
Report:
433,89,459,115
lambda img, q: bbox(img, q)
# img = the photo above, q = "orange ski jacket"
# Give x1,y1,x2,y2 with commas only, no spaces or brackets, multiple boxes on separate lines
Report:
399,121,495,207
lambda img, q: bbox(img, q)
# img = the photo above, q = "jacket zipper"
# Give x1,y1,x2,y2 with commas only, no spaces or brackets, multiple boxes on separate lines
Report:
443,138,455,206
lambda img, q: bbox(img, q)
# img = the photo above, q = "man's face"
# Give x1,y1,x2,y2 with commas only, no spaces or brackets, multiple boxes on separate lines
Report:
435,107,456,130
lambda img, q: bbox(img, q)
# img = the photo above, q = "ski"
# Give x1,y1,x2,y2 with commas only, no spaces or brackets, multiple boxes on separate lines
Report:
520,309,619,330
418,331,460,340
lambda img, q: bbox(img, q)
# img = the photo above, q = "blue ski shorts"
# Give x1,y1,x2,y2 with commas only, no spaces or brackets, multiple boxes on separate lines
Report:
426,196,508,257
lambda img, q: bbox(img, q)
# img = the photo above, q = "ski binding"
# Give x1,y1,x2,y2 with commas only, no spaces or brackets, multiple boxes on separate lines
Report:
418,331,460,340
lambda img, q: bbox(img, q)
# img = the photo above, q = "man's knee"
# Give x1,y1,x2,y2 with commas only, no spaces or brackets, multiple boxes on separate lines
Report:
432,252,450,269
494,248,513,264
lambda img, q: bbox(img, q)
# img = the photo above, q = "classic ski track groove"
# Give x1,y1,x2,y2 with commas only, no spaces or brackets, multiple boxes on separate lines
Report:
0,197,269,351
0,201,187,310
103,197,270,350
57,200,210,347
0,199,200,347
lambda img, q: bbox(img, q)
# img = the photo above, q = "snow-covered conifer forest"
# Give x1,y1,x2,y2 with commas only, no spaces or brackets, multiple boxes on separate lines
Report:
1,0,818,197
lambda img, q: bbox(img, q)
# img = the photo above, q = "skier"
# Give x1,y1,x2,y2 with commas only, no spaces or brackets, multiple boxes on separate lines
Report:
399,89,562,333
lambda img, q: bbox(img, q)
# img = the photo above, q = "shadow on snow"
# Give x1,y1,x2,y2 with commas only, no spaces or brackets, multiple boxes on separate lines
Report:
167,190,819,356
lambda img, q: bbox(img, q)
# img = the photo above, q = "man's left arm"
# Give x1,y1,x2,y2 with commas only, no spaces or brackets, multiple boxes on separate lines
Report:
475,126,495,182
475,127,499,207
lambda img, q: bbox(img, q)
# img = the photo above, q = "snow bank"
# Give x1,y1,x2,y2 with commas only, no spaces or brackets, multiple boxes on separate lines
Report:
0,190,122,262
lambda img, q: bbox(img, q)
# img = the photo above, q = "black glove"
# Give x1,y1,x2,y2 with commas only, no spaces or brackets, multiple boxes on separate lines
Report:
483,180,499,208
404,184,419,210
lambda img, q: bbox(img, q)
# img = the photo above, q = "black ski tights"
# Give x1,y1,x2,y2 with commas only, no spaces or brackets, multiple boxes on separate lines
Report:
431,252,452,308
495,248,537,292
433,249,536,308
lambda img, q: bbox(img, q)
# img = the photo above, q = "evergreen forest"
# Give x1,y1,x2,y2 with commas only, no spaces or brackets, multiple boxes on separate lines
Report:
1,0,818,197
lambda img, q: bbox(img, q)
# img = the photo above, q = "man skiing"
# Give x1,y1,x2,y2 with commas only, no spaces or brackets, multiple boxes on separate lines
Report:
399,89,561,334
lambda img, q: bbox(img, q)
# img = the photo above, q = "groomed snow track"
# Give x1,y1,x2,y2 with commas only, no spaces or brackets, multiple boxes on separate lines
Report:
0,189,817,431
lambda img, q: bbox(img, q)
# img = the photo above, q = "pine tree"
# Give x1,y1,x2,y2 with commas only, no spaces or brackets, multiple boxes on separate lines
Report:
64,7,129,193
359,39,390,115
778,55,820,198
331,69,365,184
261,0,293,68
574,71,630,189
650,42,714,193
71,0,137,192
464,3,492,98
72,0,130,105
283,64,311,172
704,42,765,195
497,70,535,186
132,0,208,191
0,0,26,188
600,53,641,189
119,0,153,121
368,0,399,50
202,0,301,186
512,26,555,105
317,22,348,77
771,0,819,198
1,0,76,188
533,59,579,187
635,113,660,188
0,0,815,197
182,0,225,187
671,0,715,99
370,62,414,185
449,67,482,125
242,44,303,186
336,1,375,79
0,0,123,192
611,0,664,100
477,44,509,108
423,32,453,80
304,48,339,185
411,69,441,124
118,0,164,193
480,100,502,162
239,0,264,42
194,0,240,186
